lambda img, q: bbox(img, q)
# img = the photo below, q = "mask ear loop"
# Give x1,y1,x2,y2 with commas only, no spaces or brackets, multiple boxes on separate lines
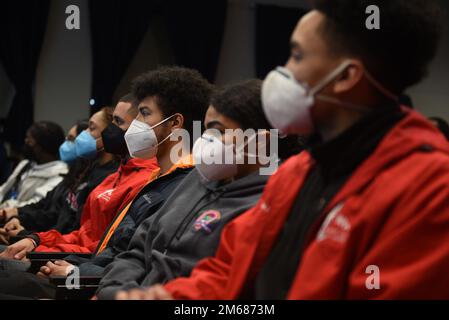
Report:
363,69,399,103
310,60,383,113
235,130,276,160
309,60,354,96
150,113,178,131
152,114,180,147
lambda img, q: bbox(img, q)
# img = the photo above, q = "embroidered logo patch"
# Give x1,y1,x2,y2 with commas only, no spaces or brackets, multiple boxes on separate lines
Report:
194,210,221,233
316,203,351,244
66,191,79,211
97,189,114,202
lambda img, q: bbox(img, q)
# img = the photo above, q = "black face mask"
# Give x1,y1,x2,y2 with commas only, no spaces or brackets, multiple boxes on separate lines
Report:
101,123,128,156
22,144,38,162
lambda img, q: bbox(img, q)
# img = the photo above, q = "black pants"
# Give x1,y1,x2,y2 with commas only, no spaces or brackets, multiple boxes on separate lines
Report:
0,270,55,299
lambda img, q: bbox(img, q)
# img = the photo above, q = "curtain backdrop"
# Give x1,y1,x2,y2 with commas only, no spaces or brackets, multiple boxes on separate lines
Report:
0,1,50,150
89,0,154,112
255,4,307,79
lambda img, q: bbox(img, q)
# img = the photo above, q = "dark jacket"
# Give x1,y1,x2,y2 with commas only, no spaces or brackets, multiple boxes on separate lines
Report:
65,166,193,276
17,160,118,234
96,168,268,300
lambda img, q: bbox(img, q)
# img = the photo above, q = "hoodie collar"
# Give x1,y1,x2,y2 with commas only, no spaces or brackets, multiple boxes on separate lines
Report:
120,157,158,172
204,170,269,196
27,160,68,178
148,155,195,183
310,103,405,181
308,108,449,212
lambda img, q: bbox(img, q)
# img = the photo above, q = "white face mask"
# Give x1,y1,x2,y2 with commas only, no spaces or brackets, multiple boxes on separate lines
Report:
193,133,237,184
262,61,398,136
124,116,175,159
261,61,353,136
192,132,267,184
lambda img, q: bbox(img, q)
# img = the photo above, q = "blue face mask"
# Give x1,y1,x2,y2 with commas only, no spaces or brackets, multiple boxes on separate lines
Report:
59,141,77,163
75,130,97,159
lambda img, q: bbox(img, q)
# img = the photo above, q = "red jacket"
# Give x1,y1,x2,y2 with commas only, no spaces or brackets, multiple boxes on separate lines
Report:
165,110,449,299
35,158,158,253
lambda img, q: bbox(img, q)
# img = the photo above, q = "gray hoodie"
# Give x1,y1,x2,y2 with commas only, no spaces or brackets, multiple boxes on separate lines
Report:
97,168,268,299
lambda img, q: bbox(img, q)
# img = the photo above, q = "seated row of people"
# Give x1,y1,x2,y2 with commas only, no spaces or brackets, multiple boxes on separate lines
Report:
0,67,301,299
0,0,448,300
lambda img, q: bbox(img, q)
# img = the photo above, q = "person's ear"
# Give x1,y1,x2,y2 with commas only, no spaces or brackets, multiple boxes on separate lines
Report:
332,60,364,94
170,113,184,132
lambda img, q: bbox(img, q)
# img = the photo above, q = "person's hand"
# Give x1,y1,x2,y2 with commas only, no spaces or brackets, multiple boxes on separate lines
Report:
0,238,35,260
38,260,74,278
4,218,24,237
115,285,173,300
0,208,19,222
0,227,9,245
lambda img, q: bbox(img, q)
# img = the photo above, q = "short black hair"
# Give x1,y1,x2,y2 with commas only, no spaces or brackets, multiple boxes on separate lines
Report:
117,93,138,118
212,80,271,131
118,93,135,104
132,66,213,137
211,79,304,160
28,121,65,157
313,0,444,93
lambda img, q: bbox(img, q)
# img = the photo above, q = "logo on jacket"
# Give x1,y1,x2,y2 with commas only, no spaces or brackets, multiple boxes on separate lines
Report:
66,191,79,211
97,189,114,202
316,203,351,244
194,210,221,234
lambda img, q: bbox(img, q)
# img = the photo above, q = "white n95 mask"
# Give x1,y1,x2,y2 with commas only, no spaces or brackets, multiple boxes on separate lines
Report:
192,131,269,184
124,116,174,159
261,61,353,136
193,133,237,184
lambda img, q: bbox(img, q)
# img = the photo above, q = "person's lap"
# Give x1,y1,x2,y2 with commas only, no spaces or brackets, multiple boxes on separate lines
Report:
0,257,30,272
0,269,55,299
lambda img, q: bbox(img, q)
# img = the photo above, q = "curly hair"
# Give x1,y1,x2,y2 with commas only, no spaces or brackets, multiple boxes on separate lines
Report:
131,66,213,138
313,0,444,93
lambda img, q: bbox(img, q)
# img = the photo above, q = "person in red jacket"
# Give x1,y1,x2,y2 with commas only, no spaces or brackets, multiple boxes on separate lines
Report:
0,97,158,261
118,0,449,300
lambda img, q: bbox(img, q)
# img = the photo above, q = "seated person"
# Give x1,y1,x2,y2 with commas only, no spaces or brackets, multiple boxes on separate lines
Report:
0,100,159,263
0,121,67,209
94,79,302,300
0,66,213,299
126,0,449,300
0,109,119,243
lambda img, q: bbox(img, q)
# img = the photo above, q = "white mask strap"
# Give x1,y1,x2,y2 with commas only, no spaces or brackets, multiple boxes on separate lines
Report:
156,131,175,147
364,69,399,102
309,60,353,96
150,114,177,131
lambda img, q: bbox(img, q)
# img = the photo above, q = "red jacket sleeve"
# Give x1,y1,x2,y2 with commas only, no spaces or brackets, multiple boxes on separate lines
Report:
35,194,97,253
344,165,449,299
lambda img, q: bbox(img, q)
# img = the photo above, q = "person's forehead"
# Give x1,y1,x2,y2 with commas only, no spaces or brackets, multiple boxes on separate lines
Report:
139,96,159,109
114,101,131,118
90,111,103,124
204,105,219,120
291,11,326,49
205,105,240,129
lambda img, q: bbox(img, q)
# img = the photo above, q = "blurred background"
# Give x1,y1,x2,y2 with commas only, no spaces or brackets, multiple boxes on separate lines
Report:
0,0,448,157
